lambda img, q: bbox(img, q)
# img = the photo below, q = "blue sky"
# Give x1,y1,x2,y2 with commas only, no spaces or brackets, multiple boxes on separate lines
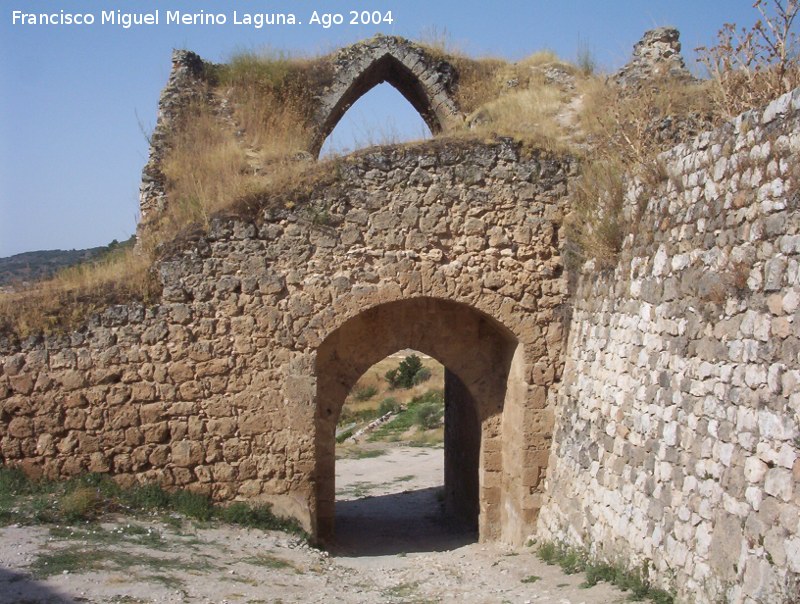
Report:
0,1,762,257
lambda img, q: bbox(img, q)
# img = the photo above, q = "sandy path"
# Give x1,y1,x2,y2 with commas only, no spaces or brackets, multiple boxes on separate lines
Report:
0,446,627,603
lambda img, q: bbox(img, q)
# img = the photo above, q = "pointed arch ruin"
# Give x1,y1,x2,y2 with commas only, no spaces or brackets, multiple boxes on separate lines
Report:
310,35,462,156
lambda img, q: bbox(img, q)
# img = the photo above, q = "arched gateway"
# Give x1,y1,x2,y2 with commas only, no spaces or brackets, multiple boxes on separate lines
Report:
0,108,570,547
314,297,521,542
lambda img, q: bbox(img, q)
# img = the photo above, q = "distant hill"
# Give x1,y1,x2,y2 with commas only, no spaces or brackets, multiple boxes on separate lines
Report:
0,237,135,289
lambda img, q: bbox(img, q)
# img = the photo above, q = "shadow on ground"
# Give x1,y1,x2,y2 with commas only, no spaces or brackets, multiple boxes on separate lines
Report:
332,486,477,557
0,567,74,604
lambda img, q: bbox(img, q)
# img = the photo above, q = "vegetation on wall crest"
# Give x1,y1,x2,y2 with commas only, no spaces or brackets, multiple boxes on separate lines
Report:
1,1,798,337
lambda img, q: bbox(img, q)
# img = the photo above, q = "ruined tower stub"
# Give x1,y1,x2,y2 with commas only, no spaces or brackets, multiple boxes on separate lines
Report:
612,26,694,87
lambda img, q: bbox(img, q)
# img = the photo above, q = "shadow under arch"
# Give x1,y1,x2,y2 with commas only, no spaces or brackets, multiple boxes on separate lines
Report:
310,47,458,156
313,297,524,546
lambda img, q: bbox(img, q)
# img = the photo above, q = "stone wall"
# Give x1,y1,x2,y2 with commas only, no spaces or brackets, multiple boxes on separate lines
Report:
1,139,572,543
612,26,693,88
538,90,800,603
7,28,799,601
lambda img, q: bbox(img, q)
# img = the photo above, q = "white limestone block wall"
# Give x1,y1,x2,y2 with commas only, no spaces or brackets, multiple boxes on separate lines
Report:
539,89,800,604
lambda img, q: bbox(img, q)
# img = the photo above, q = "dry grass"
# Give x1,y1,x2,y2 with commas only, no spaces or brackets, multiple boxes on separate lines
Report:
0,48,599,337
147,51,339,244
160,102,257,230
579,77,715,166
447,51,580,120
340,354,445,420
696,0,800,118
517,50,568,69
443,50,593,153
0,245,158,338
415,26,515,115
158,50,325,231
5,13,797,336
215,50,320,162
449,57,509,115
563,158,627,270
467,80,572,152
701,59,800,119
564,76,716,269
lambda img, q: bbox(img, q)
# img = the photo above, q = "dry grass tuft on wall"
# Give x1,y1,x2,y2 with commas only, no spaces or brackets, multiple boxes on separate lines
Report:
213,50,323,161
564,76,716,269
160,101,255,230
451,51,588,147
696,0,800,118
564,0,800,270
0,245,159,338
563,158,627,270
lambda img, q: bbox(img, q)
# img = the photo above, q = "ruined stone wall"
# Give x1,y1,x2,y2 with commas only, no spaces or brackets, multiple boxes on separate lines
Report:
138,36,463,224
538,91,800,603
138,50,209,226
1,140,571,541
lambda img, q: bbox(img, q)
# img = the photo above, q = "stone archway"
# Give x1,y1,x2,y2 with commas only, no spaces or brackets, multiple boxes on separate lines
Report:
313,297,524,544
310,35,461,156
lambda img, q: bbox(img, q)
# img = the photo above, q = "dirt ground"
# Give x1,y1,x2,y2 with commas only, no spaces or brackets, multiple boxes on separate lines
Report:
0,446,627,603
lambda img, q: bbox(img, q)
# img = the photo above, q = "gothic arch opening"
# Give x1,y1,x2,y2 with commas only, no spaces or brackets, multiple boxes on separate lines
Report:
319,83,432,157
313,297,524,545
312,53,448,156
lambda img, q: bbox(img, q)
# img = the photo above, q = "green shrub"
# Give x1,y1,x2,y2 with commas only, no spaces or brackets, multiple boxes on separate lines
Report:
338,406,381,425
219,501,304,534
353,385,378,401
414,389,444,407
30,494,58,523
411,367,431,385
384,369,400,388
0,465,309,540
538,542,558,564
0,466,31,496
353,408,379,422
378,397,400,415
60,487,104,521
335,427,354,444
219,501,257,525
559,548,587,575
385,354,424,389
583,561,618,587
169,490,214,521
538,541,674,604
414,403,442,430
369,389,445,441
70,473,121,499
123,483,172,511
